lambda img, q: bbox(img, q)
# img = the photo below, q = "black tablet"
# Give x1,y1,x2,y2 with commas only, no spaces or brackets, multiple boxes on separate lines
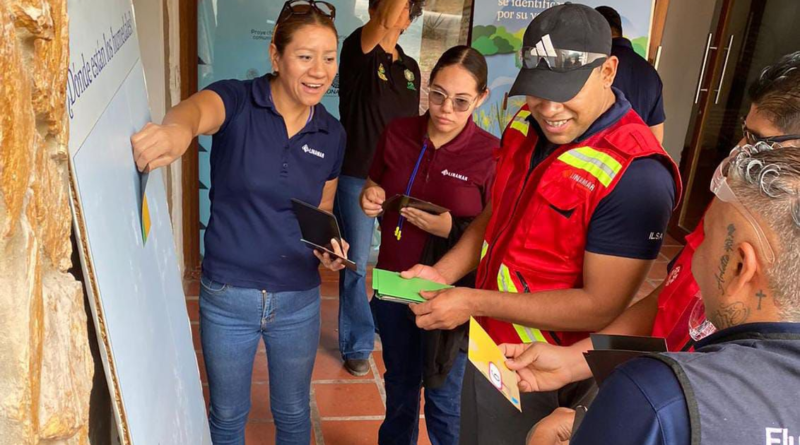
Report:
291,199,357,271
381,194,449,215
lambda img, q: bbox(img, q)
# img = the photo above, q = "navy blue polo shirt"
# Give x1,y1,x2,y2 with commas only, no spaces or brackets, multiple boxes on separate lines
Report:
571,323,800,445
202,75,346,292
612,37,666,126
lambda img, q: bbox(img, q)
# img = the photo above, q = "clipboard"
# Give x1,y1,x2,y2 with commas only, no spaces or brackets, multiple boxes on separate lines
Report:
381,194,449,215
583,334,667,385
371,268,452,304
291,199,357,271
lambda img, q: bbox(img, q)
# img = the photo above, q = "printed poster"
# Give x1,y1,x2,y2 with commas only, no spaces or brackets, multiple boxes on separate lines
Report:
67,0,211,442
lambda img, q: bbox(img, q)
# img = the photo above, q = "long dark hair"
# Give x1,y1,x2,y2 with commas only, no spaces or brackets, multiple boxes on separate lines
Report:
429,45,488,93
272,3,338,55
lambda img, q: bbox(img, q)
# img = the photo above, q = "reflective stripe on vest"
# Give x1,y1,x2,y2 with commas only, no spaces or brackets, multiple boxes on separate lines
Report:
557,146,622,187
480,240,489,260
509,110,531,137
497,263,547,344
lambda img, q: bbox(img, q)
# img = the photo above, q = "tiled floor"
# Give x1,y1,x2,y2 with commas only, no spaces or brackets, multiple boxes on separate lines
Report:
183,234,683,444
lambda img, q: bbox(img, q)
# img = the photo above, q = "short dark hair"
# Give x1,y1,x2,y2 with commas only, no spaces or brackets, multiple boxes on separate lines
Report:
272,3,338,55
749,51,800,133
369,0,425,21
429,45,488,93
595,6,622,36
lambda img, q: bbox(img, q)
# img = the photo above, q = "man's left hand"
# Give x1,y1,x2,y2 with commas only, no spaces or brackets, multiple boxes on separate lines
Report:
410,287,474,330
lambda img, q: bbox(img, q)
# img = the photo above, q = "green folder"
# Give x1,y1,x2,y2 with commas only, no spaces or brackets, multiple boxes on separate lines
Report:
372,268,453,304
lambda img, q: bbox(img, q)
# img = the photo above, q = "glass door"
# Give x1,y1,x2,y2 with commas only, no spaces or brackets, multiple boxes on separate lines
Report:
674,0,800,235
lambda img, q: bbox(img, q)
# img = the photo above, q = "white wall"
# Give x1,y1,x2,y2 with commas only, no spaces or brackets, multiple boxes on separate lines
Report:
132,0,185,275
132,0,167,122
656,0,719,163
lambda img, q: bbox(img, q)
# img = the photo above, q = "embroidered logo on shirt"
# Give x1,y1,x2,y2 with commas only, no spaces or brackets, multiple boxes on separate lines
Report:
404,69,416,90
666,265,681,287
568,173,596,192
378,63,388,81
302,144,325,159
441,169,468,181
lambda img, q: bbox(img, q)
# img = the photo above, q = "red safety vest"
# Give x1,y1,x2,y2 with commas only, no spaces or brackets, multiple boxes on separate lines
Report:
476,105,682,346
651,220,705,352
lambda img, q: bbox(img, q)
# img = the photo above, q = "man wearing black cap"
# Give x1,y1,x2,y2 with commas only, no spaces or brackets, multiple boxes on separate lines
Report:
596,5,666,142
401,4,682,443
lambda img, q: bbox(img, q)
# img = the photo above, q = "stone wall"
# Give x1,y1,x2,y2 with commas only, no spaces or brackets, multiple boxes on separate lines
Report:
0,1,94,444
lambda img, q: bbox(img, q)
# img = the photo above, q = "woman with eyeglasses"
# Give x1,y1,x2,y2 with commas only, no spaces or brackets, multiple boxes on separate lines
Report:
131,2,345,444
333,0,425,378
359,46,499,445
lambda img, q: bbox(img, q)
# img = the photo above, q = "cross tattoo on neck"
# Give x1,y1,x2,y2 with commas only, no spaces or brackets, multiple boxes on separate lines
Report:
756,290,767,310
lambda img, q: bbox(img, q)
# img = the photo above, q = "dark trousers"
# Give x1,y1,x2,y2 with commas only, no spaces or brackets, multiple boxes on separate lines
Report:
373,298,468,445
459,362,597,445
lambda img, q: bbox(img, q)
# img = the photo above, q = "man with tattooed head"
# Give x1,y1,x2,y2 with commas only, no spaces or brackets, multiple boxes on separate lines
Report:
569,146,800,445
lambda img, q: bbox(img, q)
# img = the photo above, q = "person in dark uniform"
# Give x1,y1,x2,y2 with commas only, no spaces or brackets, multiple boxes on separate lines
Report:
334,0,424,377
361,46,498,445
596,5,666,143
131,2,348,443
571,142,800,445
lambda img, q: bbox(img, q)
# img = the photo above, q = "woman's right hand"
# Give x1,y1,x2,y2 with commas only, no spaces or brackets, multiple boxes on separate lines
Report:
360,185,386,217
131,122,193,172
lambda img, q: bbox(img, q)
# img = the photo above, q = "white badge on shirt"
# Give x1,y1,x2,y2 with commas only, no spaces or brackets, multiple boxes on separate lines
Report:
441,169,468,182
302,144,325,159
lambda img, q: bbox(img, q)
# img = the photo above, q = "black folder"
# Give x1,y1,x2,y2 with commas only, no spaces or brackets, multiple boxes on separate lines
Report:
291,199,357,271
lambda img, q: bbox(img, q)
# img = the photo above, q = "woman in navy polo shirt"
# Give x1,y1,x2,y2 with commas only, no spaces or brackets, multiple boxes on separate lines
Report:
131,2,346,444
360,46,499,445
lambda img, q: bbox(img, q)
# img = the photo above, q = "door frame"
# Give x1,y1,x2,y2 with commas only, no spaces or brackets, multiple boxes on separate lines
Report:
179,0,201,273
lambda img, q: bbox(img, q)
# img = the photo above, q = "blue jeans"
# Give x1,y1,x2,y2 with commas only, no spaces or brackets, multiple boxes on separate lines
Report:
373,298,467,445
333,175,376,361
199,275,320,445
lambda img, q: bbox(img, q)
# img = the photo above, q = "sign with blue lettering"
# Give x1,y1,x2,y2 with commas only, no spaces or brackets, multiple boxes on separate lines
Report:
67,0,211,443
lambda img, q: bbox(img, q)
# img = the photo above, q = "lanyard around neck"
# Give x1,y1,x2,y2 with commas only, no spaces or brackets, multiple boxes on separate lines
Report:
395,137,429,241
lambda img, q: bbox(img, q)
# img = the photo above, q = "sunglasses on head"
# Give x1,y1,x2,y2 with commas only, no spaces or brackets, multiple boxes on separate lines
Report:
741,117,800,146
520,47,607,71
428,89,478,113
278,0,336,23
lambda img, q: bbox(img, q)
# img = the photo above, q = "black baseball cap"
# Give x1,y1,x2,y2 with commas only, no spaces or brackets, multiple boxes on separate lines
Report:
509,3,612,102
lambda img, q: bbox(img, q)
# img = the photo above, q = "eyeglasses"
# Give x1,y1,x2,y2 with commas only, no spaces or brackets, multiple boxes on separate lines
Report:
741,117,800,145
710,154,776,264
520,47,607,71
278,0,336,23
429,89,477,112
